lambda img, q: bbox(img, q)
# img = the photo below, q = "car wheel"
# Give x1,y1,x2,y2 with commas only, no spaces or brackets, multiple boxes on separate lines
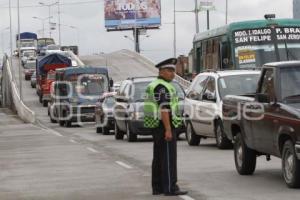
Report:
282,140,300,188
102,126,110,135
96,127,102,134
50,113,57,123
114,123,124,140
234,132,256,175
43,100,48,107
215,120,232,149
59,120,65,127
65,120,72,127
126,122,137,142
39,94,42,103
185,121,201,146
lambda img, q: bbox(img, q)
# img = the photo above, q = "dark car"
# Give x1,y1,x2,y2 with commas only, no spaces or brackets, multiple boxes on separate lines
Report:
114,77,185,142
30,71,36,88
222,61,300,188
95,92,117,135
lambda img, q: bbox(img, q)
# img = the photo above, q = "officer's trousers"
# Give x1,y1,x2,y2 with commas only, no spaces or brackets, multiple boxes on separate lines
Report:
152,126,178,194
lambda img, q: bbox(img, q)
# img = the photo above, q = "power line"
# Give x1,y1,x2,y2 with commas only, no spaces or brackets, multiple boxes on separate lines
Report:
0,0,101,9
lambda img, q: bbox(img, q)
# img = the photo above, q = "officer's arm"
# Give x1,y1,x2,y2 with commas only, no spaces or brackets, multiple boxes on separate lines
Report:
161,109,172,141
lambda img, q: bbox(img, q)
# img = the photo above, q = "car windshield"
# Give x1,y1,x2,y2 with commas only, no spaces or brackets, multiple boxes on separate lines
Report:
24,62,36,69
104,96,115,107
21,41,35,48
24,51,35,57
132,81,185,102
47,73,55,80
48,45,60,50
218,74,260,99
234,27,300,68
70,74,109,97
281,67,300,103
38,39,55,47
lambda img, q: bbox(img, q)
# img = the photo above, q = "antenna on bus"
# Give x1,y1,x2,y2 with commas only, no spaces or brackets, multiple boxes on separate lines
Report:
264,14,276,20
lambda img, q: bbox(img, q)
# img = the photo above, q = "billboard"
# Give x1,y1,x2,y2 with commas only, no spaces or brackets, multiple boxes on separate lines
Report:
104,0,161,30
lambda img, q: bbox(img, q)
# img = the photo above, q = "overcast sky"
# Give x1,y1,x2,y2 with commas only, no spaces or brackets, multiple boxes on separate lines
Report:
0,0,294,62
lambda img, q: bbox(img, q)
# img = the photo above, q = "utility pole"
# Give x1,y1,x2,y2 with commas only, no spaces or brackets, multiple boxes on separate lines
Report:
133,0,140,53
39,2,59,38
9,0,13,64
225,0,228,24
33,16,52,38
17,0,23,101
207,10,210,30
195,0,199,33
58,0,61,46
173,0,176,57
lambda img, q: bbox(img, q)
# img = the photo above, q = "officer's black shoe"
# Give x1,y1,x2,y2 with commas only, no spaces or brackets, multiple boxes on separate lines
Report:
152,190,162,195
164,190,188,196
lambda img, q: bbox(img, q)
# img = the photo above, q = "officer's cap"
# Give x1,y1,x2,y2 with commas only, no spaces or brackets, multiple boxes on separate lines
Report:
155,58,177,70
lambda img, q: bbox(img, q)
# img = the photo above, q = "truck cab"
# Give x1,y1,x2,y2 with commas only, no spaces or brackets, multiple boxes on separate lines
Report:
36,53,72,107
222,61,300,188
50,66,112,127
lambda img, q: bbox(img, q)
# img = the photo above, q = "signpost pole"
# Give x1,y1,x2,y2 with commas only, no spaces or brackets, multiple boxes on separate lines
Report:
207,10,210,30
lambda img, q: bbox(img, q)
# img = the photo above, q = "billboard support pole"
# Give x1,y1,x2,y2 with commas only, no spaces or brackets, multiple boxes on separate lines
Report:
133,29,140,53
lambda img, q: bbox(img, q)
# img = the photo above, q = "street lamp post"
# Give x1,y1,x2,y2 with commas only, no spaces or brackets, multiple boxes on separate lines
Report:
124,35,149,52
33,16,53,37
199,1,215,30
1,27,9,54
225,0,228,24
174,0,176,57
69,26,79,45
9,0,13,65
58,0,61,46
39,1,59,38
17,0,23,100
59,24,79,45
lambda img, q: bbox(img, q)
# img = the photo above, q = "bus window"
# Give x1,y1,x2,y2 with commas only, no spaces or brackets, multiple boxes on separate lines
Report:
212,38,220,69
193,19,300,70
221,42,232,69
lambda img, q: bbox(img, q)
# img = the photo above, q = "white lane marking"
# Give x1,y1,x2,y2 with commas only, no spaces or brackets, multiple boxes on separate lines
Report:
48,130,63,137
86,147,99,153
69,139,78,144
180,195,195,200
115,161,132,169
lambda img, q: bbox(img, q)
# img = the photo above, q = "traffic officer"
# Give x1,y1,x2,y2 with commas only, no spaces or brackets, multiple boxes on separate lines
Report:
144,58,188,196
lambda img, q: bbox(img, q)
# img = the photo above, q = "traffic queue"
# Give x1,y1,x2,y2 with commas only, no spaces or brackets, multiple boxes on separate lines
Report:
23,51,300,189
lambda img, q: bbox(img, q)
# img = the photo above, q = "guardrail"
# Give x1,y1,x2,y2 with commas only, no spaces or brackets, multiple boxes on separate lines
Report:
68,51,85,67
125,50,191,90
1,54,35,123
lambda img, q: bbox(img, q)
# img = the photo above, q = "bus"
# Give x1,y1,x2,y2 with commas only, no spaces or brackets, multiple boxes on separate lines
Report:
193,17,300,72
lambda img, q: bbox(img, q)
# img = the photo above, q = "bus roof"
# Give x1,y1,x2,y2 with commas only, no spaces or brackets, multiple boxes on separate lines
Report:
193,18,300,42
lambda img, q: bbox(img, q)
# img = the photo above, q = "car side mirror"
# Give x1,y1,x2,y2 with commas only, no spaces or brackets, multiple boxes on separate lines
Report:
256,93,270,103
109,78,114,88
203,93,216,102
188,91,200,100
115,95,129,103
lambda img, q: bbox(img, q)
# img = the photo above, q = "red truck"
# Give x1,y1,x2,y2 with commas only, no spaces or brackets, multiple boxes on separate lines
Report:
36,53,72,107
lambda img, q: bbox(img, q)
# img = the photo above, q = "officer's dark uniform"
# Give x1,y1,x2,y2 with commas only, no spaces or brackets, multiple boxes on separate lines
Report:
151,58,187,196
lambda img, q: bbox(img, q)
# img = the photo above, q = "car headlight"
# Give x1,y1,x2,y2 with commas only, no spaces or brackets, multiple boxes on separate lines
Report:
70,97,78,104
131,112,143,120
